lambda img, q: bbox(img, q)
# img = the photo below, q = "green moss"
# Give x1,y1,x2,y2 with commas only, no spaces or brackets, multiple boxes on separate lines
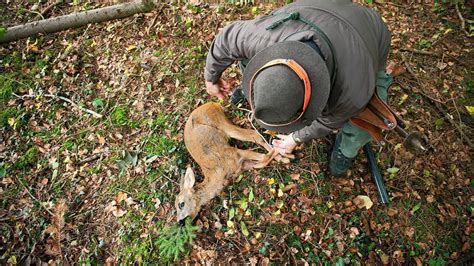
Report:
0,74,15,102
144,134,177,157
0,107,23,128
110,106,129,127
16,146,38,169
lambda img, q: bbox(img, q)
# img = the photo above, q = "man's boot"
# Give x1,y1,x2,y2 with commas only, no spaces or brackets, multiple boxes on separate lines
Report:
329,133,355,176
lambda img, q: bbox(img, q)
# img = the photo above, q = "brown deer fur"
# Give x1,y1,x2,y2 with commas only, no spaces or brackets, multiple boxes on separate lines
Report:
175,102,278,223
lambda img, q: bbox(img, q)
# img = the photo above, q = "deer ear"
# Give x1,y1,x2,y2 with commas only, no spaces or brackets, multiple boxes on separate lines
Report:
181,167,195,189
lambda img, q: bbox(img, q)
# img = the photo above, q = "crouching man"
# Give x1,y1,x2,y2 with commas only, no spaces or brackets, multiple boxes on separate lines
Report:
204,0,393,176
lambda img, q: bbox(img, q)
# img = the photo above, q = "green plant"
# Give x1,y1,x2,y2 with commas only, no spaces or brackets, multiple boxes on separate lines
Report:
0,27,6,38
0,74,15,102
16,147,38,169
155,219,200,262
0,162,7,177
111,106,129,127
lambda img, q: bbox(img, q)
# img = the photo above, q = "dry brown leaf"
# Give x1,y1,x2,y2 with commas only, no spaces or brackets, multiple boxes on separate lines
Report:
354,195,373,210
426,195,434,203
405,227,415,238
349,227,360,239
44,199,67,257
290,173,300,180
379,251,389,265
97,135,106,145
112,208,127,217
283,183,297,192
387,208,398,216
414,257,423,266
116,191,127,204
393,250,405,262
445,204,456,218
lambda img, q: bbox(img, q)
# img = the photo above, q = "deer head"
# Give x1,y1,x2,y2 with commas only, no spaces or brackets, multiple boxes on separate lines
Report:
175,167,200,224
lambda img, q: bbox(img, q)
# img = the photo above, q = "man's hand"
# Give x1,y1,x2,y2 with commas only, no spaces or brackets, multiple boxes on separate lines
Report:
205,79,231,99
272,134,298,156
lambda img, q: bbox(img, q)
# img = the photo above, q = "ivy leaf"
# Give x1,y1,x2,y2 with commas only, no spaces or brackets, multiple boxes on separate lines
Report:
229,207,235,220
325,227,334,239
411,203,422,215
240,221,249,237
387,167,400,174
0,163,6,177
248,188,254,202
92,98,104,108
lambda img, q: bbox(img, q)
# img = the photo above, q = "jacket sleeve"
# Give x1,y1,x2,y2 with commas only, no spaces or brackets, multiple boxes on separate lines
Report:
204,13,288,83
292,118,338,142
204,21,253,84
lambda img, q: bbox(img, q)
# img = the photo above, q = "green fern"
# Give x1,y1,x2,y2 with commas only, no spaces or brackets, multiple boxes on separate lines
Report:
155,219,200,262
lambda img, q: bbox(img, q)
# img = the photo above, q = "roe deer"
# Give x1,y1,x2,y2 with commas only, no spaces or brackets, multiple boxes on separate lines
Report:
175,102,280,223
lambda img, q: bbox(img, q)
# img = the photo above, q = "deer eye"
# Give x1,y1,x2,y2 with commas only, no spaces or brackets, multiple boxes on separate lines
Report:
179,202,185,209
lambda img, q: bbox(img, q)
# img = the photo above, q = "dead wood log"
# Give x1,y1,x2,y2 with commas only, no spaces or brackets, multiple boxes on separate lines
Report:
0,0,158,44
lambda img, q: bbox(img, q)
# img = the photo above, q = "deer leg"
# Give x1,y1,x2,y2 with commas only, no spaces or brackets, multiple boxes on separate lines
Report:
222,124,273,151
224,124,293,163
238,149,277,170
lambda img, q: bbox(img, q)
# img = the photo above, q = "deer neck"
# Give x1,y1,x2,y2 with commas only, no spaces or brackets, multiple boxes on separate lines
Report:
195,170,227,207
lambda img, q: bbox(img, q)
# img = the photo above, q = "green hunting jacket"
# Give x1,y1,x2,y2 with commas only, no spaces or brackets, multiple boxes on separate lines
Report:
204,0,391,142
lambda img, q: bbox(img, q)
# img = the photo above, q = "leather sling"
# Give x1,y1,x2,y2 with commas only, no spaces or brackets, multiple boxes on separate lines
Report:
350,92,399,143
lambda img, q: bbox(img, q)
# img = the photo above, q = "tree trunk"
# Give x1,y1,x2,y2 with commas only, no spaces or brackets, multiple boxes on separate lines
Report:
0,0,158,44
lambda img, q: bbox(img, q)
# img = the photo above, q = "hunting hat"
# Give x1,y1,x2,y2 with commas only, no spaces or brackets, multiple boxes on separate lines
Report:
242,41,331,133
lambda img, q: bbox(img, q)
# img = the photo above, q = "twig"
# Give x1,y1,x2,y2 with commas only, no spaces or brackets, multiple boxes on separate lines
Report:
39,0,62,18
26,9,45,20
16,176,55,217
400,56,446,104
455,3,468,35
400,47,434,56
146,4,165,35
161,172,179,186
76,153,103,165
13,93,103,118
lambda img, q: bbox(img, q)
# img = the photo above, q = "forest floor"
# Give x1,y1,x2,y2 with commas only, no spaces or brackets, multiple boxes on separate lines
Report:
0,1,473,264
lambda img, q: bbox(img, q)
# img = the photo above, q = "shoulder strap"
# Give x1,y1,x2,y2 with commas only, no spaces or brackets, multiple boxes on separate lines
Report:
266,11,338,88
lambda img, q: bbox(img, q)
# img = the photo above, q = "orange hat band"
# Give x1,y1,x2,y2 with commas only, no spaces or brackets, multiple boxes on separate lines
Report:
248,59,312,127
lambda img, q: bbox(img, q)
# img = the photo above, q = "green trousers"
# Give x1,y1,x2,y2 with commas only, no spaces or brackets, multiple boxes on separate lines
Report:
339,70,393,158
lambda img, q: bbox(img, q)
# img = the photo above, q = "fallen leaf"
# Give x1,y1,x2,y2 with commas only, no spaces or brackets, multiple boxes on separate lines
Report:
44,199,67,256
393,249,405,262
112,208,126,217
445,204,456,218
290,173,300,180
354,195,373,210
240,221,249,237
405,227,415,238
127,44,137,51
378,250,389,265
116,192,127,204
387,208,398,216
349,227,360,238
426,195,434,203
410,203,421,215
283,183,297,192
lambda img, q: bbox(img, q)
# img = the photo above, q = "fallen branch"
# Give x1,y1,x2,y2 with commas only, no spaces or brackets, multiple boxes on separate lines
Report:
13,93,103,118
455,3,468,35
0,0,158,44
